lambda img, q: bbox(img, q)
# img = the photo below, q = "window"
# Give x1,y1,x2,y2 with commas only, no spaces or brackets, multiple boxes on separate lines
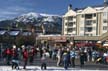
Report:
66,17,68,20
93,20,96,23
85,27,92,32
67,28,73,32
103,26,107,30
68,22,73,26
65,23,68,26
68,16,73,20
73,16,76,18
73,22,76,24
103,19,107,23
94,14,96,17
85,14,92,19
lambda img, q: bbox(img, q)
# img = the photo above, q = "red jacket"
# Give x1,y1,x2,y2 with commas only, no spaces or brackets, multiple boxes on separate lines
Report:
23,50,28,61
6,49,11,55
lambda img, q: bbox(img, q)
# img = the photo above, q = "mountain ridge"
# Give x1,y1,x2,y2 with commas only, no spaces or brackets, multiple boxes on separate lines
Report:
0,12,62,34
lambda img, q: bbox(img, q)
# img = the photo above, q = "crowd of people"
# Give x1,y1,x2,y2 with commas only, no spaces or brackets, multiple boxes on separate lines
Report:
1,45,36,69
0,44,108,70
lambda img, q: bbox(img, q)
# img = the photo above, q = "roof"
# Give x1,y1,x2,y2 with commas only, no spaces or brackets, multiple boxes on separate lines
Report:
81,6,97,14
0,30,6,35
75,4,104,11
9,31,20,36
73,4,107,14
63,9,76,17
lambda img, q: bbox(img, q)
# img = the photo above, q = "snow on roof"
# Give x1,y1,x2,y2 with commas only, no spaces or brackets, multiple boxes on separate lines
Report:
9,31,20,36
63,9,76,17
0,30,6,35
94,7,104,11
72,4,105,14
81,6,97,14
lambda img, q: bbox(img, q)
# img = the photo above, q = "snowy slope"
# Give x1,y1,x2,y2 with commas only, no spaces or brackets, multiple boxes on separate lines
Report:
0,12,62,34
15,12,61,23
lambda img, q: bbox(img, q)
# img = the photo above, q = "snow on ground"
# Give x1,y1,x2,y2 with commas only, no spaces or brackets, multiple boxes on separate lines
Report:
0,66,89,71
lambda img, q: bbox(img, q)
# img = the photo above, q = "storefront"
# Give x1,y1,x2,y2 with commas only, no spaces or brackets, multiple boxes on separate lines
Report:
75,40,96,48
36,35,74,47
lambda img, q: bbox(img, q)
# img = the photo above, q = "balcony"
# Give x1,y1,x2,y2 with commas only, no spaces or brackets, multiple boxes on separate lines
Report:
85,14,93,19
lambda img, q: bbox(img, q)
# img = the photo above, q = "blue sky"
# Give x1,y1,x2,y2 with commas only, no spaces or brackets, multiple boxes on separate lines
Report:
0,0,103,20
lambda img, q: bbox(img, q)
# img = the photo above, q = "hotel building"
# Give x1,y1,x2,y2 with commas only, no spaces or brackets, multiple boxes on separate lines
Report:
62,0,108,36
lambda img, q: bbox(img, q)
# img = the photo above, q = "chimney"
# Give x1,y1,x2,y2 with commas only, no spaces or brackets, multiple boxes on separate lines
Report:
104,0,108,6
68,4,72,11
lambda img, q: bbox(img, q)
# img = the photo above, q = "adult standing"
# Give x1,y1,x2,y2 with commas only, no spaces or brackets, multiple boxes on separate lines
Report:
28,48,34,64
23,48,28,69
70,48,76,67
63,51,69,70
5,48,11,65
79,50,85,67
41,49,49,70
56,48,62,66
11,48,19,69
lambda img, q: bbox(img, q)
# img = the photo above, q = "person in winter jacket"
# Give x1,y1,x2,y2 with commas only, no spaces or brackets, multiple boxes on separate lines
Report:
29,48,34,64
23,49,28,69
70,48,76,67
5,48,11,65
11,48,19,69
41,49,49,70
56,48,62,66
63,52,69,70
79,50,85,67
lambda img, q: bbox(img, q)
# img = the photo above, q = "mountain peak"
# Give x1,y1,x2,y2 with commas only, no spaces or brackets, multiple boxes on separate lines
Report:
21,12,42,18
15,12,61,23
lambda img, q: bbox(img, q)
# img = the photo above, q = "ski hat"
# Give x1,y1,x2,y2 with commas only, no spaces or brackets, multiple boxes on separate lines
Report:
13,45,16,49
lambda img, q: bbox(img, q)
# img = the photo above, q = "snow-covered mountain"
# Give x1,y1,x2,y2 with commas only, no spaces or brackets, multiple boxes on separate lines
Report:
14,12,61,24
0,12,62,34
